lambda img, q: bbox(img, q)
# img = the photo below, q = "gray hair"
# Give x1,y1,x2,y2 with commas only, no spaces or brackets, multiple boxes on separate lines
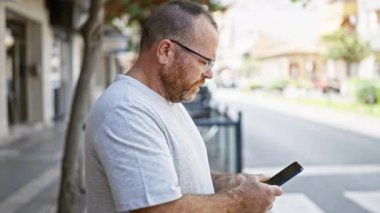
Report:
140,0,218,50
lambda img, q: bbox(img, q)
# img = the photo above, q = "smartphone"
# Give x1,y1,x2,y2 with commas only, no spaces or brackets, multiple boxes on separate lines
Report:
265,161,304,186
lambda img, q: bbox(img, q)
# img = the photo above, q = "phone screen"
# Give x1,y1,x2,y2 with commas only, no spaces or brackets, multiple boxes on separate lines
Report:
265,161,303,186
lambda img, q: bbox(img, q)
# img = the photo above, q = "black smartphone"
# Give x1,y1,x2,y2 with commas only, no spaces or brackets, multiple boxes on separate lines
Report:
265,161,304,186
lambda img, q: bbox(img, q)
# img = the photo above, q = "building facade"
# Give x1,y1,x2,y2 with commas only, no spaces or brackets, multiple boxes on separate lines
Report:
0,0,85,139
357,0,380,79
0,0,55,138
319,0,380,80
249,32,324,89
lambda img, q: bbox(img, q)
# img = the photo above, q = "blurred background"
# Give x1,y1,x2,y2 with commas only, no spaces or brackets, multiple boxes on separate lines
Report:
0,0,380,212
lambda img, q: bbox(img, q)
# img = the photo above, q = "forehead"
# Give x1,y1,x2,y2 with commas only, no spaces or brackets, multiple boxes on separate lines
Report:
188,15,219,57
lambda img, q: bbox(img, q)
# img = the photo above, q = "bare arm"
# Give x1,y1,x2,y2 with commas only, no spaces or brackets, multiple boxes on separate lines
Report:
131,174,282,213
131,192,244,213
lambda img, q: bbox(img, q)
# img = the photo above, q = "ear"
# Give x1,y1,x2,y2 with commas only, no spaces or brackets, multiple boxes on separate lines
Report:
156,39,173,65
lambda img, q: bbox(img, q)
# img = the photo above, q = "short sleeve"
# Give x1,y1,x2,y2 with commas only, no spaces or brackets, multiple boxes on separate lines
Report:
93,103,182,212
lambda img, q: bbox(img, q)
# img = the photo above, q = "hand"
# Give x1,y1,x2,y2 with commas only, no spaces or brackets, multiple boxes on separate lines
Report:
233,174,283,213
212,173,246,193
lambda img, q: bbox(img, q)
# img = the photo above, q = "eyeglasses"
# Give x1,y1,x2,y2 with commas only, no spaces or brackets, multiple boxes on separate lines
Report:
170,39,215,72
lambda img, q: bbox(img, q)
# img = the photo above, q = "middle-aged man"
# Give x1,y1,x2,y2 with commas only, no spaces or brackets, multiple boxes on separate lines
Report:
85,1,283,212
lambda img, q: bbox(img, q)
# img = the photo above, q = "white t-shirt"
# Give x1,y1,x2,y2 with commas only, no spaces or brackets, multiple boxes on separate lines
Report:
85,75,214,212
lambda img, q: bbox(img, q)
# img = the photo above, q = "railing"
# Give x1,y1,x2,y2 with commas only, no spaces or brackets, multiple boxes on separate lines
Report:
187,106,243,173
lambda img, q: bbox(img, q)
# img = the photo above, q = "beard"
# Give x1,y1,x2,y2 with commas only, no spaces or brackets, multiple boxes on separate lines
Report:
159,54,205,103
180,78,205,102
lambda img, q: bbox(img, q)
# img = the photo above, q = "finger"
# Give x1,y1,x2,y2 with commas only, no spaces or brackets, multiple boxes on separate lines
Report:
257,174,271,182
272,185,283,196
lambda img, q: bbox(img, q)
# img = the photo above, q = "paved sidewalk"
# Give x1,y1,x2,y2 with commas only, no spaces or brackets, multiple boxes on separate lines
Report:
0,123,66,213
215,89,380,139
0,124,46,146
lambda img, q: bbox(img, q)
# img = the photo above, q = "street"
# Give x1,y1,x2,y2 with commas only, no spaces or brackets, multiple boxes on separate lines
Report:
215,89,380,213
0,125,64,213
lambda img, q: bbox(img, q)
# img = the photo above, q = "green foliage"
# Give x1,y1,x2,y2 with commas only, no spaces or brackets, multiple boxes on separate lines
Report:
348,78,380,104
287,79,313,89
248,81,262,90
266,79,314,92
321,29,371,63
357,86,379,104
268,80,288,91
105,0,227,26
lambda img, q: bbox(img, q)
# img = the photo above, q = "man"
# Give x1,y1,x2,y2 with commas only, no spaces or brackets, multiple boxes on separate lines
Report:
85,1,282,212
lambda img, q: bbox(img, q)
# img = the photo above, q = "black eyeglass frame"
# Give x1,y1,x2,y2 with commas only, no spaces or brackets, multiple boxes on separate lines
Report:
169,39,215,71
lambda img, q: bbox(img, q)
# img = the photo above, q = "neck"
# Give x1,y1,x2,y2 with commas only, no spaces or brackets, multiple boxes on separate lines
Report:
126,56,169,100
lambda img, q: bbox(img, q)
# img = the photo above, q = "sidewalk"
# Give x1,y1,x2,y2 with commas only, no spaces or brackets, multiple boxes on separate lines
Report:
0,124,46,146
215,89,380,139
0,123,66,213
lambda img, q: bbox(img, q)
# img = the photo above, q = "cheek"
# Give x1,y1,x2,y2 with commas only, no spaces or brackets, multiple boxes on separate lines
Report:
188,62,204,78
181,56,203,77
166,61,188,90
174,60,192,82
173,56,203,90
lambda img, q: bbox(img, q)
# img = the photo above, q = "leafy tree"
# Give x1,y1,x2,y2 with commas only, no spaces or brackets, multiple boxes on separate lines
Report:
57,1,225,213
105,0,226,26
321,28,371,77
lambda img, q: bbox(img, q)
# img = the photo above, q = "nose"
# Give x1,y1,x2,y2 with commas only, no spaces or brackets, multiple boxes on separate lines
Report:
202,69,213,79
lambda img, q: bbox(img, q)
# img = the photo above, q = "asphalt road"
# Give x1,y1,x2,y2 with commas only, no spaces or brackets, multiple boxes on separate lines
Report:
215,92,380,213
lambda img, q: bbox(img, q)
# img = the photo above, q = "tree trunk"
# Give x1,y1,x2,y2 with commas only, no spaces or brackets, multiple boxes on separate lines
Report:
57,0,104,212
340,61,349,96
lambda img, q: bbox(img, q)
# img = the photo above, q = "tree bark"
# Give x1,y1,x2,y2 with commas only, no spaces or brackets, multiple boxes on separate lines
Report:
57,0,104,212
339,61,349,96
